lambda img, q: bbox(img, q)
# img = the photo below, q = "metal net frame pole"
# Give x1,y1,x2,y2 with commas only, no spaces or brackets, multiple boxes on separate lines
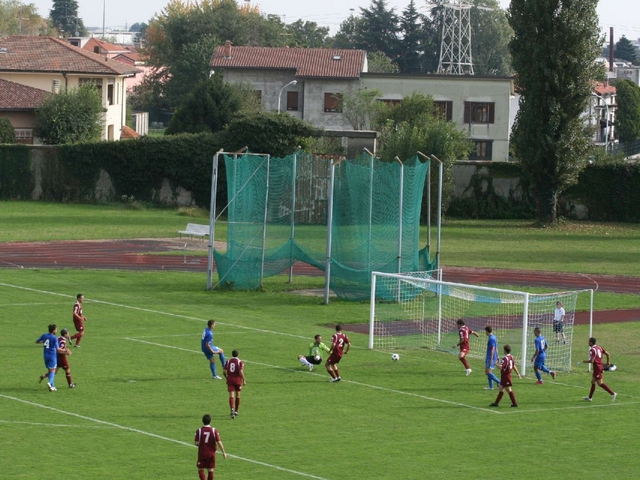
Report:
431,155,444,271
260,155,271,288
324,159,337,305
289,152,298,283
207,150,222,290
367,152,374,273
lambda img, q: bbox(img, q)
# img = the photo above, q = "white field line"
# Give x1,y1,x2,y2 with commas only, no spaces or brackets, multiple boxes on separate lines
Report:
0,419,116,429
0,394,330,480
3,280,626,396
542,380,640,400
0,282,402,358
125,338,503,414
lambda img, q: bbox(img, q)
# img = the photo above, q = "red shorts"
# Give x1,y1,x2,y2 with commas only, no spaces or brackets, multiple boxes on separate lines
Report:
500,374,513,388
326,353,342,365
73,321,84,333
592,367,603,381
197,456,215,469
57,355,70,370
459,348,470,355
227,381,242,393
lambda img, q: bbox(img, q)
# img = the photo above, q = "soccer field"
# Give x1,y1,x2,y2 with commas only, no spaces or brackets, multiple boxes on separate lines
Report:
1,269,639,479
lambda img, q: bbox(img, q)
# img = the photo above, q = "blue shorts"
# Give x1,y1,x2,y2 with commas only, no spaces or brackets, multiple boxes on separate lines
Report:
485,358,497,369
203,347,221,360
534,357,546,369
44,355,57,369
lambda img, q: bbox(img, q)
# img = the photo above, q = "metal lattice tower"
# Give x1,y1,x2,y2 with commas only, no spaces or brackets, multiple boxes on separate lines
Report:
437,0,474,75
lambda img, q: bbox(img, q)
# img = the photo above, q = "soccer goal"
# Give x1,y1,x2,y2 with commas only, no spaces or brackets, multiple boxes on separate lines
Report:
369,272,593,376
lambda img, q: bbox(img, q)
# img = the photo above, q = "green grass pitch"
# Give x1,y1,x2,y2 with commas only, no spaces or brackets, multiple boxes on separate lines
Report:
1,269,639,479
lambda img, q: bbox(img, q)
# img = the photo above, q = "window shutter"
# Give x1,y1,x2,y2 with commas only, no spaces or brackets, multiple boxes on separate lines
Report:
464,102,470,123
446,101,453,122
488,103,495,124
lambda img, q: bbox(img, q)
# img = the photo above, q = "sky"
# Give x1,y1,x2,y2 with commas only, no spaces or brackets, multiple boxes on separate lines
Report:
28,0,640,42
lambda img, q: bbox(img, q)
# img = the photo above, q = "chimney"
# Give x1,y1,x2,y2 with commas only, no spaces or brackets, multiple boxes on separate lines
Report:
609,27,614,72
223,40,232,59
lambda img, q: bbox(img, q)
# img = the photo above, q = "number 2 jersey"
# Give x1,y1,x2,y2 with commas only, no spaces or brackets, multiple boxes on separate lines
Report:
331,332,350,358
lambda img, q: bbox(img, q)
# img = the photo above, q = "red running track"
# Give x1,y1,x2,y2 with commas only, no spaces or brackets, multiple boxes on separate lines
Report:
0,239,638,323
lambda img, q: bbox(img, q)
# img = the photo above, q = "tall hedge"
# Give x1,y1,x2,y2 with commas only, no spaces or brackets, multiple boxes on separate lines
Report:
566,163,640,222
0,145,32,198
58,132,226,206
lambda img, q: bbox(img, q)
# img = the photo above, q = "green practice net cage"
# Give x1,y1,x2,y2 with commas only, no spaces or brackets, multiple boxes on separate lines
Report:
207,150,439,301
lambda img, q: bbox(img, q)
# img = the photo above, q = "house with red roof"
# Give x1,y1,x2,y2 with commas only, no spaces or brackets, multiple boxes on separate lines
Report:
210,42,515,161
0,36,139,141
0,78,51,144
590,82,616,148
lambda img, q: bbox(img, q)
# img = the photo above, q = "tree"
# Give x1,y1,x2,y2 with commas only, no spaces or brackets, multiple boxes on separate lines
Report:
333,15,363,49
140,0,291,111
508,0,602,223
165,74,258,135
285,20,331,48
50,0,86,37
221,111,318,158
0,0,52,36
614,79,640,143
367,51,399,73
339,88,383,130
34,85,103,145
397,0,424,73
129,22,146,32
355,0,400,61
0,117,16,144
470,0,513,75
375,92,472,216
615,35,638,65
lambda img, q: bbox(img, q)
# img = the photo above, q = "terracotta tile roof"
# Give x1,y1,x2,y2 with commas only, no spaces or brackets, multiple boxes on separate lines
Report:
210,46,366,79
113,52,146,66
0,78,51,110
0,36,139,76
120,125,140,139
82,37,131,54
594,82,616,95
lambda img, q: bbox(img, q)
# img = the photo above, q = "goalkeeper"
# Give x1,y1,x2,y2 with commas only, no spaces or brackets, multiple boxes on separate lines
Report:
298,335,330,371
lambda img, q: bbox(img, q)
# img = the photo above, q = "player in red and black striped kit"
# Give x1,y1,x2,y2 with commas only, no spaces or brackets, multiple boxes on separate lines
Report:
194,414,227,480
326,325,350,383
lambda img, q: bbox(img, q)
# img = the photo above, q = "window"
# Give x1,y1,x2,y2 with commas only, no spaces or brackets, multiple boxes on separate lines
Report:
324,93,342,113
14,128,33,144
107,79,115,105
469,140,493,160
434,101,453,121
94,46,100,54
464,102,495,124
286,91,299,111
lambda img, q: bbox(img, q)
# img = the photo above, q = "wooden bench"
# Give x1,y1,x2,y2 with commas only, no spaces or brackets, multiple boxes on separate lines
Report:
178,223,209,239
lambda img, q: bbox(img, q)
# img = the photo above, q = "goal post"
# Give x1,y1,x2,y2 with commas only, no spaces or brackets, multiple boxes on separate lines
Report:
370,271,592,376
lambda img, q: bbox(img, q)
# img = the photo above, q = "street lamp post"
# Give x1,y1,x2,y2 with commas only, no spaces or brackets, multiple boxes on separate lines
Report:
277,80,297,113
592,92,610,151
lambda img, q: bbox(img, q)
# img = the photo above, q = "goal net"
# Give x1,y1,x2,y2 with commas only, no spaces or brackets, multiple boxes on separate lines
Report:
370,272,591,376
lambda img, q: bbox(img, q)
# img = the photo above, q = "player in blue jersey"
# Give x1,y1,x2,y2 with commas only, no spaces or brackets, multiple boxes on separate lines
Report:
531,327,556,384
484,326,501,390
36,324,63,392
202,320,226,380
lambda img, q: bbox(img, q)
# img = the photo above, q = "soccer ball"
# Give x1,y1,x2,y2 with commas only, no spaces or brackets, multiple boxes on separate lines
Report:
391,353,400,361
314,355,321,362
